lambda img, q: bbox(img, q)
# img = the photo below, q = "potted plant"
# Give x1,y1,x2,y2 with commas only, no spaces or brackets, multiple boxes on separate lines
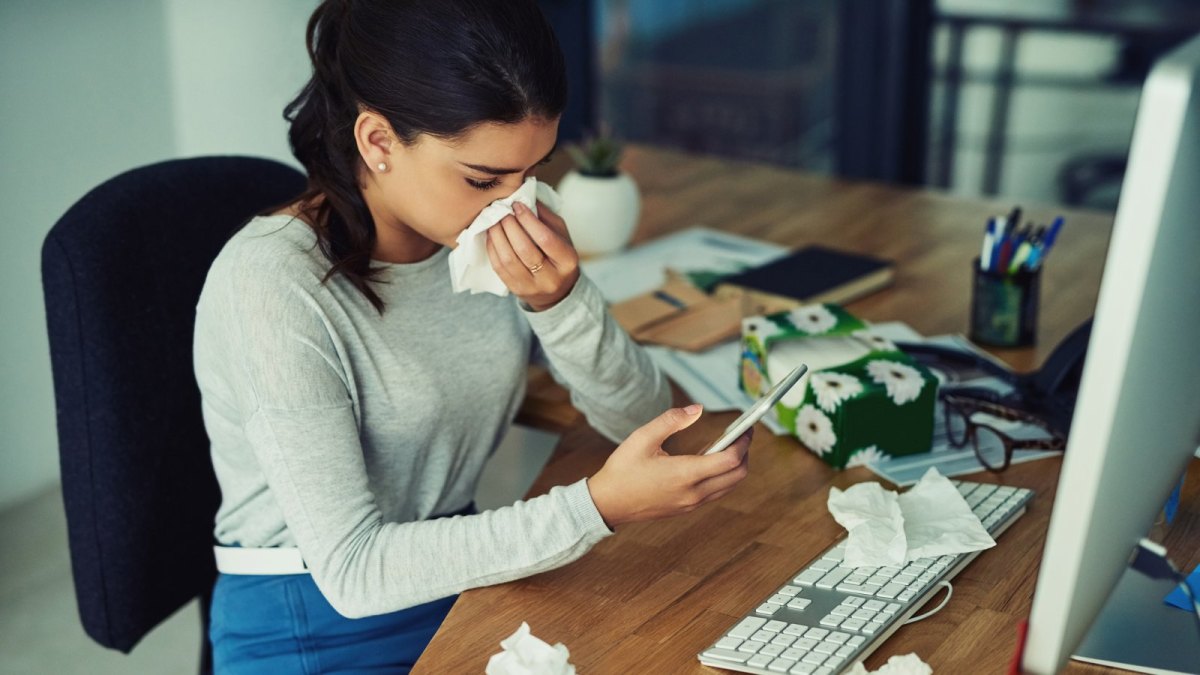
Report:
557,132,641,256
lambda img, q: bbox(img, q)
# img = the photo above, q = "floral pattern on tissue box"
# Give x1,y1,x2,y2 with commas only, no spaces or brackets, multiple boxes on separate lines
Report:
740,304,936,469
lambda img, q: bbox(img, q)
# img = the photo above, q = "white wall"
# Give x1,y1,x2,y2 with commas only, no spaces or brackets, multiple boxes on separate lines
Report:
0,0,315,511
163,0,315,162
0,0,177,511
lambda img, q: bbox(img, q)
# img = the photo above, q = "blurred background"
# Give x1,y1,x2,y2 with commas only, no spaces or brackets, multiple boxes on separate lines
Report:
3,0,1199,671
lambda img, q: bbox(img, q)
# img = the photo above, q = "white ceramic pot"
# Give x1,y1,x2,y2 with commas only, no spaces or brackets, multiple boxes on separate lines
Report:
556,169,641,256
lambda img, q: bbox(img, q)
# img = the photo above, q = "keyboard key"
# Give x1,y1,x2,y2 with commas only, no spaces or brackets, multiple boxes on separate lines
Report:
748,653,774,668
848,636,866,647
898,590,916,602
757,603,781,616
844,597,865,608
778,585,801,597
702,647,750,663
836,645,855,657
863,600,886,611
879,567,902,577
751,630,774,642
784,624,809,636
728,616,766,639
883,603,902,615
760,643,785,657
809,558,837,572
738,641,763,653
813,641,837,655
781,647,807,660
867,574,891,586
819,615,843,628
813,668,835,675
840,618,866,631
765,620,787,632
865,620,886,634
831,605,854,617
767,594,790,605
716,637,742,650
794,569,825,586
771,634,796,647
844,574,870,585
894,573,918,586
805,628,830,640
851,609,877,621
787,598,812,611
836,583,876,596
802,652,827,665
793,637,818,651
815,567,853,589
788,665,817,675
827,631,851,644
769,657,798,672
877,583,904,599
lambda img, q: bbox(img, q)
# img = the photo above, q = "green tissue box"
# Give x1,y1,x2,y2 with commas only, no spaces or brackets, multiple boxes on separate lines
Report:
739,304,936,469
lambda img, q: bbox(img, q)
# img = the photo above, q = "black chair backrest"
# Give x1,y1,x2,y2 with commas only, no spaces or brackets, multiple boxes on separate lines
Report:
41,156,306,653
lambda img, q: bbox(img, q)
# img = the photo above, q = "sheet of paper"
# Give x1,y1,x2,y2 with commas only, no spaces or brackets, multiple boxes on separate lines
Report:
581,226,787,303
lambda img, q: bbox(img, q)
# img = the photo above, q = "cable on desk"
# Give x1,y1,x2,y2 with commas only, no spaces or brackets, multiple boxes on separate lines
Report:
904,581,954,624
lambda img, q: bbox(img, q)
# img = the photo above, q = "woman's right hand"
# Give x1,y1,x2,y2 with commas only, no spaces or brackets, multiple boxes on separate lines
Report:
587,404,752,529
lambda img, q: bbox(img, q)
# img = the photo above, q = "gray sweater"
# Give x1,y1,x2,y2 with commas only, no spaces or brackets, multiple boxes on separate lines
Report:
193,215,670,618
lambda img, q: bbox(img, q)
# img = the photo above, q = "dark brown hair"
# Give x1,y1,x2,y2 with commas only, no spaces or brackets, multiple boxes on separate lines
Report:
282,0,567,311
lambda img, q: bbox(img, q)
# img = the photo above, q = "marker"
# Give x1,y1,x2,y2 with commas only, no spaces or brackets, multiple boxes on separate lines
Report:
1008,241,1033,274
1032,216,1065,269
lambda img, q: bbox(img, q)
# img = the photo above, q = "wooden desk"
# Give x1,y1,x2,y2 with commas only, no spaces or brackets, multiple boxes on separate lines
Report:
415,146,1198,673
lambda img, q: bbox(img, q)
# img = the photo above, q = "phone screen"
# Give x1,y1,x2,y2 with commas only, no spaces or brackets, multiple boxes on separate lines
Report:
699,364,808,455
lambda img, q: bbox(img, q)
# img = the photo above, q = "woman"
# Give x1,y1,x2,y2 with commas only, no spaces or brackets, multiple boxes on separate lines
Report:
194,1,751,672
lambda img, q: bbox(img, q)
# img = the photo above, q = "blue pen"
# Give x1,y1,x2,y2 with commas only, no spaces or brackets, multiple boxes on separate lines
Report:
1032,216,1065,269
989,216,1007,270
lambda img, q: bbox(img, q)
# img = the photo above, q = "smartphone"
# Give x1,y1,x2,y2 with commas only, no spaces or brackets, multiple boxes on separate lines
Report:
699,364,808,455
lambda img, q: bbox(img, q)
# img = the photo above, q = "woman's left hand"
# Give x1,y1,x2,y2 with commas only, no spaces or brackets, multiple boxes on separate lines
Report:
485,200,580,312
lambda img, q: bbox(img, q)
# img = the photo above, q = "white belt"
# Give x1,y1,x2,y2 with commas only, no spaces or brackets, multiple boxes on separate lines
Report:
214,546,310,575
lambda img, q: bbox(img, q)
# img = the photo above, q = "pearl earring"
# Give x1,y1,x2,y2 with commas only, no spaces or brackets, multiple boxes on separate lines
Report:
377,162,388,172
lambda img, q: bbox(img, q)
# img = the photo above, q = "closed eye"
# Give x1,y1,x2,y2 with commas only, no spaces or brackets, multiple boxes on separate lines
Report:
465,177,502,191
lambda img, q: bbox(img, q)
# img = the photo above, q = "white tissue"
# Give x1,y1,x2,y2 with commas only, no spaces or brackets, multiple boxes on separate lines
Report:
827,467,995,567
448,177,564,296
484,622,576,675
847,653,934,675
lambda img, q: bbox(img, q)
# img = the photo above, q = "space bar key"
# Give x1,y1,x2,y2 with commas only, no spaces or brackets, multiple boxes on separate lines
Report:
701,648,751,664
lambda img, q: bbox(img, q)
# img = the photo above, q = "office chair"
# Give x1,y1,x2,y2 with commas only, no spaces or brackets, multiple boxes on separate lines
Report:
41,156,306,673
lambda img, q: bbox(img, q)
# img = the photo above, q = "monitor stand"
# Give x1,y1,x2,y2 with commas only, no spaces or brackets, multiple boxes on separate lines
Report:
1071,565,1200,675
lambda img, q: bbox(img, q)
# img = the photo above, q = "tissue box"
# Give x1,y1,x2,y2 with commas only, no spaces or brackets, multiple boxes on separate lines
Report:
740,304,936,469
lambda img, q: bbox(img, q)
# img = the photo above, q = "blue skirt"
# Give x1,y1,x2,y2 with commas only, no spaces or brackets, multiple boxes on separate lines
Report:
209,573,456,674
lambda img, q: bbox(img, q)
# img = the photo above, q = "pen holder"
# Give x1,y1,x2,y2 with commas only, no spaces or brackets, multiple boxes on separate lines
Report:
969,257,1040,347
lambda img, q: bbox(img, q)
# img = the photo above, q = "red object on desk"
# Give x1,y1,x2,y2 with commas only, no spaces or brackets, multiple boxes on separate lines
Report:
1008,619,1029,674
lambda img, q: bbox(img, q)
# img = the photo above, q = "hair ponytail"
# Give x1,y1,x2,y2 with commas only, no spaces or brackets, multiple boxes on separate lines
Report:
279,0,568,313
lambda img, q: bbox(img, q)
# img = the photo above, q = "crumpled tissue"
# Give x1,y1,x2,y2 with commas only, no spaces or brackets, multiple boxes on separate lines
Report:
847,653,934,674
448,177,564,296
827,467,995,567
484,622,576,675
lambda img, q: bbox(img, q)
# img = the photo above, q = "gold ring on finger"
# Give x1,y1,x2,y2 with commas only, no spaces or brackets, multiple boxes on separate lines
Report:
528,261,545,274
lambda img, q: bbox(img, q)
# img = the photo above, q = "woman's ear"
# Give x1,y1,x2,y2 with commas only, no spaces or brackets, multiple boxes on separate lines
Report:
354,111,397,174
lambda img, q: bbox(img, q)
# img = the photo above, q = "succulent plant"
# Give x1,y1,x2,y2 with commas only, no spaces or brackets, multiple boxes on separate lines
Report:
566,133,623,178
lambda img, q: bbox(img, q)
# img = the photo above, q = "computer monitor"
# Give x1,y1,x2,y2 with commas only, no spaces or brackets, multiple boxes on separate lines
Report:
1022,34,1200,674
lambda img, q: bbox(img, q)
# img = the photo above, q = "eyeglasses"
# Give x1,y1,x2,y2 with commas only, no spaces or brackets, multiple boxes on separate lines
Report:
941,392,1066,472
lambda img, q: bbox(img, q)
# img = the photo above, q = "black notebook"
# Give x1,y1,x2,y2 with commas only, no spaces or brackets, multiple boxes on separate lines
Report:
714,245,894,308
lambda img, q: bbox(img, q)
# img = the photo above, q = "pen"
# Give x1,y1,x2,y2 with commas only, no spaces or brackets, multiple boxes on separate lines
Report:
981,219,996,271
1032,216,1065,270
653,290,688,310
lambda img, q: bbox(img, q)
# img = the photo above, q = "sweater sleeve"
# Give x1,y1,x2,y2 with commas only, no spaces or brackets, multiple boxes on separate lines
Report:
522,273,673,443
200,249,611,619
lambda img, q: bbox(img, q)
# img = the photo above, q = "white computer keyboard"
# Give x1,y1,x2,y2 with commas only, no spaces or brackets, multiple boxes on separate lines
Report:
698,480,1034,675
